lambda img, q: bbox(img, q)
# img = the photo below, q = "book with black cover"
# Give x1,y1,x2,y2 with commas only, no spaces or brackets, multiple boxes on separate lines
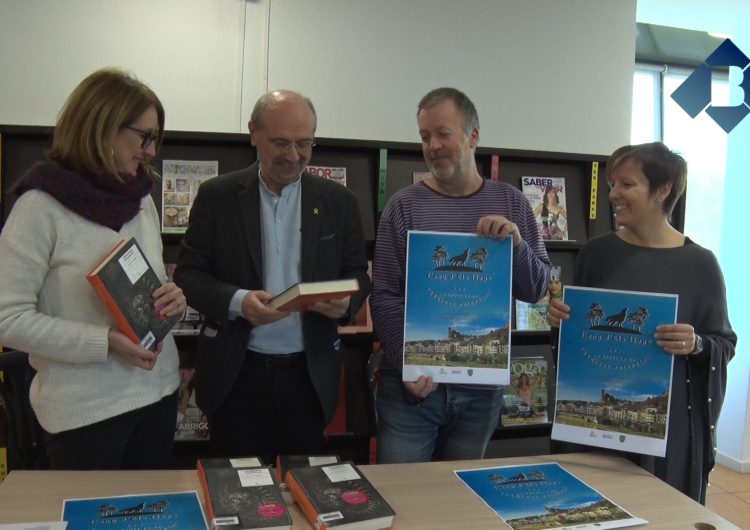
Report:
286,461,395,530
199,456,265,469
275,454,340,487
267,279,359,312
197,458,291,530
87,237,179,350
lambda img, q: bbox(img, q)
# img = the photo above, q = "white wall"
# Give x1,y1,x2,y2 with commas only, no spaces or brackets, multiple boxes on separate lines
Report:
265,0,635,154
0,0,248,132
0,0,636,156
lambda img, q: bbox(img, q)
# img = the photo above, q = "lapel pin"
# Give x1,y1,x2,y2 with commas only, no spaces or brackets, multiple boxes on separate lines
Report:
313,207,319,215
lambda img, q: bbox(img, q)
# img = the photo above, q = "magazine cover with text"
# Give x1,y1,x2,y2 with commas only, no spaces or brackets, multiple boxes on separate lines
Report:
403,231,512,385
552,286,677,457
521,176,568,240
454,462,647,529
501,356,549,426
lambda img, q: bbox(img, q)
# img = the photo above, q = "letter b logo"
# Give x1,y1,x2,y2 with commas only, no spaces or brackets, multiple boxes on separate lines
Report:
672,39,750,133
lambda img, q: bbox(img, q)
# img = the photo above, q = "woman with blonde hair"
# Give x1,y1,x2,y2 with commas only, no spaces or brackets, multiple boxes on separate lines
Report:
0,68,186,469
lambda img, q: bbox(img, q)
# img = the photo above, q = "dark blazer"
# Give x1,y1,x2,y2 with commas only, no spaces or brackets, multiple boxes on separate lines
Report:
174,163,370,423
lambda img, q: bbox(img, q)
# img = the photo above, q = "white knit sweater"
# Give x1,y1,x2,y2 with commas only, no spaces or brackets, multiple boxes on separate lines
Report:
0,190,179,433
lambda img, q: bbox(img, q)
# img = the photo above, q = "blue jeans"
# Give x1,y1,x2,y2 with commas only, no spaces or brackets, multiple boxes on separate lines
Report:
376,371,503,463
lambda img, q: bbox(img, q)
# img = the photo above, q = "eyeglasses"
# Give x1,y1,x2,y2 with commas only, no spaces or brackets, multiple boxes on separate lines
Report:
269,139,315,153
124,126,159,150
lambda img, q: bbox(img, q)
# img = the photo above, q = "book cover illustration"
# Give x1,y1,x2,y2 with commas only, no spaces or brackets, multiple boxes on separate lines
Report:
521,176,568,240
552,286,678,457
454,462,647,530
62,491,207,530
199,464,291,530
88,238,179,350
162,160,218,234
501,357,549,426
403,231,512,385
307,165,347,187
287,462,395,530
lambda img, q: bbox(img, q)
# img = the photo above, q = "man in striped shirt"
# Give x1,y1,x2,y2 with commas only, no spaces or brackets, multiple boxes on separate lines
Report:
371,87,551,463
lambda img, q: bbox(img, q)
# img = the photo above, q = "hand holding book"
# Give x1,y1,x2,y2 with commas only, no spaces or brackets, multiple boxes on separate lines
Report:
87,237,183,351
267,279,359,313
307,295,351,319
107,327,160,370
152,281,188,321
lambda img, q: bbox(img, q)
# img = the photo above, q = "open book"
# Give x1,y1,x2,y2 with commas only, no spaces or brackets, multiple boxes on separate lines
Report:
268,279,359,312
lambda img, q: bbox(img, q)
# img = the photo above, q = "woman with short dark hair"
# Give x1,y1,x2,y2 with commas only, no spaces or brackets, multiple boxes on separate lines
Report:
548,142,736,504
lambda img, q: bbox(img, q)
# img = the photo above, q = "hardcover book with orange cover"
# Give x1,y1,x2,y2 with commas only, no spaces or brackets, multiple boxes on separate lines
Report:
267,279,359,312
286,461,395,530
87,237,179,350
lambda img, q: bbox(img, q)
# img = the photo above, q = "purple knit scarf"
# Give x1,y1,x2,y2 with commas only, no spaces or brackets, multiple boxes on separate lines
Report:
15,162,153,230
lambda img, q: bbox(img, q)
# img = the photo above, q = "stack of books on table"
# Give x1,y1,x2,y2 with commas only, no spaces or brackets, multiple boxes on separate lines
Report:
286,461,396,530
197,457,291,530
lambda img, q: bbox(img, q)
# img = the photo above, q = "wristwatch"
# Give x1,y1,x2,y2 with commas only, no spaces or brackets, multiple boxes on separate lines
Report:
692,334,704,354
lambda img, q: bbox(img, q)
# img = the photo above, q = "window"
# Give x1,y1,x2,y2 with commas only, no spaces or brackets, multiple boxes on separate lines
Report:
631,64,728,254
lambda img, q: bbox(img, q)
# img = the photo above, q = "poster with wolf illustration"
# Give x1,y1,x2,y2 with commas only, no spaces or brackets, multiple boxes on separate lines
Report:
552,286,678,456
403,230,512,385
455,462,647,529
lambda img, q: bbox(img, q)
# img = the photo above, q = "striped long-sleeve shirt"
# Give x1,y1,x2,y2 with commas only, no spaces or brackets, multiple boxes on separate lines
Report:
371,179,551,373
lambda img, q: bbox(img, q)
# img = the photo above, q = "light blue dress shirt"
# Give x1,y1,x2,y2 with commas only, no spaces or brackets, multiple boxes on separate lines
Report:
229,171,304,353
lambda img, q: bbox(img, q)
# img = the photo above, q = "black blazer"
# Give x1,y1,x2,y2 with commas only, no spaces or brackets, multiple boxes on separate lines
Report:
174,163,370,422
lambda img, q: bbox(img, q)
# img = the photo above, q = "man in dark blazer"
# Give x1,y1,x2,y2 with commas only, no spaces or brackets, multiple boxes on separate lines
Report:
174,90,370,463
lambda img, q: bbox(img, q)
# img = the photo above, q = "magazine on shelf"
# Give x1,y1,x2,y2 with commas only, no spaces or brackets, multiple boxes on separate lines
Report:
161,160,219,234
500,356,549,426
165,263,202,335
516,265,561,329
553,286,677,457
175,358,209,442
521,176,568,240
307,165,347,187
514,297,550,331
454,462,647,529
403,230,512,385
